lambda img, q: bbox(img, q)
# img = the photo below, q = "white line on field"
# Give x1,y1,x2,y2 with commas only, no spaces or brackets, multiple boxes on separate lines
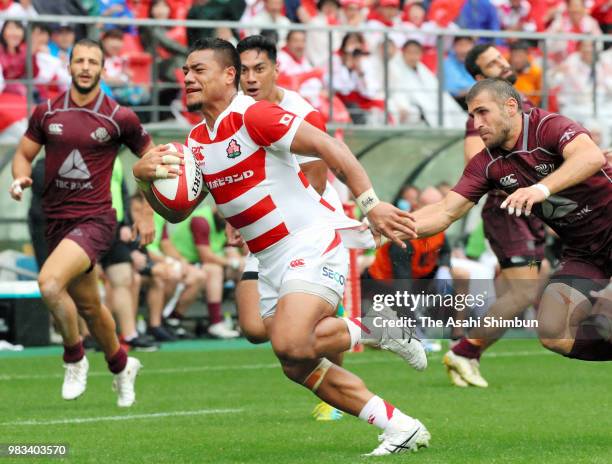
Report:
0,350,553,381
1,408,243,427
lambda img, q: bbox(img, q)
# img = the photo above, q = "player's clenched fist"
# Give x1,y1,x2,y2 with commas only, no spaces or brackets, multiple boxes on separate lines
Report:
500,183,550,217
9,177,33,201
133,144,184,182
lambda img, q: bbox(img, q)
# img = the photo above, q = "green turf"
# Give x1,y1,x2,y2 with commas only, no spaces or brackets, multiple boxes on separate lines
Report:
0,339,610,463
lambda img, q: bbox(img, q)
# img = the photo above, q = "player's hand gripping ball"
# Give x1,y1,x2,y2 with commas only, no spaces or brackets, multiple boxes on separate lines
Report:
151,143,207,218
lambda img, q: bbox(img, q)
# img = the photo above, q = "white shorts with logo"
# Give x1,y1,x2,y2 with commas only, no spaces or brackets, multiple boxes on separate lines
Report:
256,225,348,319
242,180,347,278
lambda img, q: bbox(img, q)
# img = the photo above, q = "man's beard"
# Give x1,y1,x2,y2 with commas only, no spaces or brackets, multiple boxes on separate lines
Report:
485,123,511,150
72,73,101,95
187,101,202,112
503,69,517,85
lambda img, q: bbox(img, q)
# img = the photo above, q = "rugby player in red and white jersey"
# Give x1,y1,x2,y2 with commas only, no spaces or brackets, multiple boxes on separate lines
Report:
409,78,612,362
234,35,347,421
134,38,431,456
9,39,151,407
444,44,548,388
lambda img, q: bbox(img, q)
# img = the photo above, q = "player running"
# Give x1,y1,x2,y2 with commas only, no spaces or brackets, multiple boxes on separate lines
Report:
134,38,430,456
234,34,348,420
443,44,547,388
411,78,611,362
9,39,151,407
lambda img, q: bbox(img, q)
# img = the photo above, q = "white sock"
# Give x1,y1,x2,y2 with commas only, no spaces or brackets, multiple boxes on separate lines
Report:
342,317,371,349
358,395,414,431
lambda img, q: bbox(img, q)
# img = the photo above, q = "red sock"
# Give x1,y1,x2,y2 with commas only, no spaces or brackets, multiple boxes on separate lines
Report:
63,340,84,363
169,310,183,320
208,302,222,325
452,338,482,360
106,347,128,374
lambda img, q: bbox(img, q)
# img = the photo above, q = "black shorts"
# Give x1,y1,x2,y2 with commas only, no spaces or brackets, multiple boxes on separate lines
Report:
100,232,133,269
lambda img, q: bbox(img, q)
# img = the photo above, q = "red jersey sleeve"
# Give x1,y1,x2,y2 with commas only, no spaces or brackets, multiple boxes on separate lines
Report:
24,102,48,145
537,113,589,156
244,100,302,153
304,110,326,132
451,151,493,203
116,106,152,156
190,217,211,246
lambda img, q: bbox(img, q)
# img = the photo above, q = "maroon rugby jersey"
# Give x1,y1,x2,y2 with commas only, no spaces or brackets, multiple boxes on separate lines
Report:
453,108,612,253
25,91,151,219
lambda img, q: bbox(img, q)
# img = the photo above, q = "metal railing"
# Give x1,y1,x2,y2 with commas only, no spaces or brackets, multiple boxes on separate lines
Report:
2,13,612,127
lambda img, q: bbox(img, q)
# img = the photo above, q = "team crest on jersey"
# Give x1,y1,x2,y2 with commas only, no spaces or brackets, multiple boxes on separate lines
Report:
226,139,242,159
534,163,555,176
90,127,110,143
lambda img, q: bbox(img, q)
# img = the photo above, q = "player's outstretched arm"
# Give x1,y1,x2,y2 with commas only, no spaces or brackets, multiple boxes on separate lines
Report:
290,120,417,247
9,136,42,201
410,191,474,238
501,134,607,217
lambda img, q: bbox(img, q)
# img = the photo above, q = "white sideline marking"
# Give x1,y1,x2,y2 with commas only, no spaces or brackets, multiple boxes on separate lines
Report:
0,350,553,381
1,408,243,427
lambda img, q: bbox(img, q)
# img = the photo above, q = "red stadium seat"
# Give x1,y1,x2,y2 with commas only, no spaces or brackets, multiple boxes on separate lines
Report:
120,33,145,55
126,53,153,85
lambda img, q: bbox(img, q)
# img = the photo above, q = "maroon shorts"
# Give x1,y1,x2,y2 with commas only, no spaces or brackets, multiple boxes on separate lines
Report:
481,194,546,268
550,242,611,299
45,210,117,267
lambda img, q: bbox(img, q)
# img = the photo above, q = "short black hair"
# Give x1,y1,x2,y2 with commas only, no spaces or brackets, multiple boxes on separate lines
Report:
69,38,105,65
465,43,494,78
286,29,306,43
32,22,51,34
466,78,523,111
402,39,423,50
237,34,277,63
509,40,530,52
188,37,241,90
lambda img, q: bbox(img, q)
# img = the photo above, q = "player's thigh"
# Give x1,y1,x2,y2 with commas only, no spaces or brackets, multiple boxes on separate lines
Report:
38,238,92,291
105,262,133,287
67,266,103,313
236,279,266,334
269,291,337,357
537,281,592,339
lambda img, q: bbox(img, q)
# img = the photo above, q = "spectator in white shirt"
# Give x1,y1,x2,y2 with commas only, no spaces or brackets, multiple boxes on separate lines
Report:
338,0,365,27
306,0,342,69
249,0,292,46
389,39,465,127
277,30,324,106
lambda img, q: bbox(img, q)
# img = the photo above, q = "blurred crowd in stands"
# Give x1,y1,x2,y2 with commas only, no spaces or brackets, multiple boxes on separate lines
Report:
1,0,612,138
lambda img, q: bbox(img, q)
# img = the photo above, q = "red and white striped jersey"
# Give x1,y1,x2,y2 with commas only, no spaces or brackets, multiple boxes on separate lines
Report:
187,94,359,254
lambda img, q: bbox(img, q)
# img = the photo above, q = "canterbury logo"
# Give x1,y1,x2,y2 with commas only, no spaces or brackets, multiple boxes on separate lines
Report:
49,123,63,135
289,259,305,268
499,174,518,187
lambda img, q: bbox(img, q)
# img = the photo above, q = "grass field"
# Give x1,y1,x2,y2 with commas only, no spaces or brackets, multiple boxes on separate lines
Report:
0,338,610,463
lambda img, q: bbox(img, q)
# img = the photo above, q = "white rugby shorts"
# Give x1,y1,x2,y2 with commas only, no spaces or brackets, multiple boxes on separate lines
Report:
256,225,348,319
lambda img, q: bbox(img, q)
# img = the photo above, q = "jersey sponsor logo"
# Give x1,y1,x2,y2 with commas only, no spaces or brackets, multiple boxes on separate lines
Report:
540,195,578,220
322,266,345,286
90,127,110,143
48,123,63,135
279,113,294,126
559,128,576,143
290,258,305,269
58,149,90,180
205,170,254,190
499,173,518,188
534,163,555,176
226,139,242,159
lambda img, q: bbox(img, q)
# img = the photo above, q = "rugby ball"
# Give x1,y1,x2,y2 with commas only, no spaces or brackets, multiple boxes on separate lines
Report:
151,143,206,221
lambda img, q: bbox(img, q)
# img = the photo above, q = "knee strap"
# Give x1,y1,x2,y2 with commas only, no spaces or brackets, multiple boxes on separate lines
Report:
303,358,333,392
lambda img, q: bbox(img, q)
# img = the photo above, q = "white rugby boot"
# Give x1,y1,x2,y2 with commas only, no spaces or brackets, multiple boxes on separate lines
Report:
443,350,488,388
62,356,89,400
112,357,142,407
365,416,430,456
